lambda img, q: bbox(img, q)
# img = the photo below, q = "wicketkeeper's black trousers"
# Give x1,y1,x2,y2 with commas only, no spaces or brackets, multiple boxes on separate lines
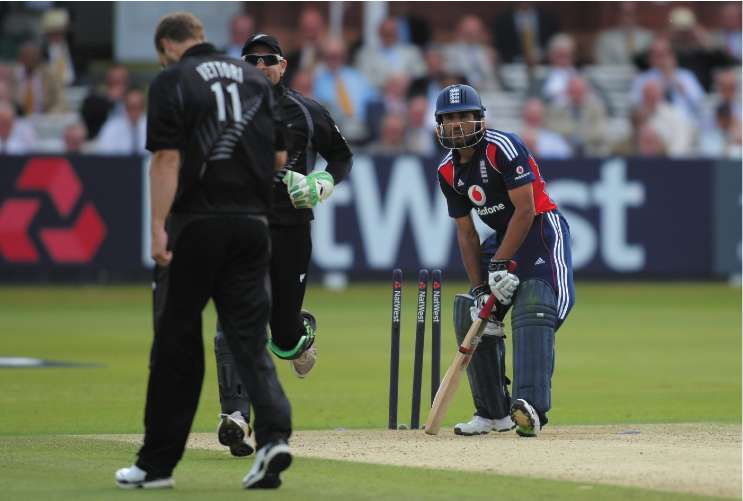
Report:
136,215,292,478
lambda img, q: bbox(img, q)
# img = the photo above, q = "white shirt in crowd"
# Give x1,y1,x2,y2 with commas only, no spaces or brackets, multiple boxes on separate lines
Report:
96,115,147,155
0,119,37,154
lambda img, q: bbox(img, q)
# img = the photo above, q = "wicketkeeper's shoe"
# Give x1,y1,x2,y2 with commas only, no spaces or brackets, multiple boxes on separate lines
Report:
290,311,317,378
510,399,541,437
218,411,255,457
454,415,515,435
242,441,292,489
115,465,174,489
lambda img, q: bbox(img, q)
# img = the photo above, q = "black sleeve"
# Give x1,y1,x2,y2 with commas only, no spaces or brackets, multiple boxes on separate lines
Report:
311,104,353,184
145,70,185,152
265,81,286,151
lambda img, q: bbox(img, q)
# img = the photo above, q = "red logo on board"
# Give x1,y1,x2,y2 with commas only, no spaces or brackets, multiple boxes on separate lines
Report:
0,158,107,263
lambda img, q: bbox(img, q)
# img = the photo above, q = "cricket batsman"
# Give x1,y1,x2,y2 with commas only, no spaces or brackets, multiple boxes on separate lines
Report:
434,84,575,437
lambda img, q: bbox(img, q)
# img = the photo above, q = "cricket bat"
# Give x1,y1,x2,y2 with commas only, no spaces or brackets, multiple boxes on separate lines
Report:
424,294,497,435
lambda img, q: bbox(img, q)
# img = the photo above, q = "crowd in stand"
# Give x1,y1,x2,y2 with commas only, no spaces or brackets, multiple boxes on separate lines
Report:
0,3,740,159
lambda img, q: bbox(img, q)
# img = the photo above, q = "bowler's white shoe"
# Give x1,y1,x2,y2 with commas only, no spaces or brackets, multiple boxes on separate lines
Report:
511,399,541,437
218,411,254,457
454,415,515,435
243,441,292,489
115,465,174,489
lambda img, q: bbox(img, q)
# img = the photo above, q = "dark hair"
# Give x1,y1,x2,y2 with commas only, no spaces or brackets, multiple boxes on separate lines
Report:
154,12,204,53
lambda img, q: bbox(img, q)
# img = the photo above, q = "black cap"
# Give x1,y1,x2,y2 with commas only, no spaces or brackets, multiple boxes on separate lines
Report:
241,33,283,57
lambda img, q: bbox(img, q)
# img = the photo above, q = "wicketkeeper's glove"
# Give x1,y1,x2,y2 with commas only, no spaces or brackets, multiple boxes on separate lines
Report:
282,171,335,209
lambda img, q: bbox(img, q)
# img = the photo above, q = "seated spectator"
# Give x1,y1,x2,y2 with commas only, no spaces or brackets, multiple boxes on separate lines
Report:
667,7,736,91
11,40,66,114
546,75,609,156
290,69,314,97
0,77,22,115
705,67,741,128
285,7,327,86
443,15,501,91
63,121,91,154
635,79,695,157
313,37,378,143
710,2,741,62
355,17,425,88
520,98,572,158
636,123,667,157
538,33,578,106
409,46,467,128
493,3,560,65
0,100,37,154
96,88,146,155
365,114,407,155
366,73,410,140
41,8,76,85
630,37,705,121
80,64,130,139
405,95,437,156
699,103,742,158
594,2,653,65
224,13,254,60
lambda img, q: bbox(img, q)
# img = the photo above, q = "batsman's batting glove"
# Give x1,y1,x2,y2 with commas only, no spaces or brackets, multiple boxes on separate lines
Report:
283,171,335,209
488,259,519,305
469,284,490,307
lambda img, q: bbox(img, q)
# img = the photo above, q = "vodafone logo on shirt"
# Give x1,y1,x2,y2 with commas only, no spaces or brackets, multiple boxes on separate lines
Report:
467,185,487,206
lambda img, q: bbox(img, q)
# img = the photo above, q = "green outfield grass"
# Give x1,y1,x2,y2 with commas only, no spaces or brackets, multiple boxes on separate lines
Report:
0,282,740,500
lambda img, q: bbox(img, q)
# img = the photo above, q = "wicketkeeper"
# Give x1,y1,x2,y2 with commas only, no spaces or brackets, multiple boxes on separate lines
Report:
434,84,575,437
213,33,353,456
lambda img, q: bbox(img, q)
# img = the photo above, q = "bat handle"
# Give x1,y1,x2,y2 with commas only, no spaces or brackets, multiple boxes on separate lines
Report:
477,295,497,320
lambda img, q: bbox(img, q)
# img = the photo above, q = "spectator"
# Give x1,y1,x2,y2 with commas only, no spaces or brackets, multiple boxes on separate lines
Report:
313,37,377,143
630,37,705,121
538,33,578,106
635,79,695,157
285,7,327,86
40,8,76,85
699,103,742,158
546,75,609,156
95,88,146,155
443,15,501,91
493,3,560,65
80,64,130,139
365,114,407,155
224,13,254,60
520,97,572,158
12,40,66,114
667,6,736,91
710,2,742,62
355,17,425,88
396,11,431,49
0,77,22,115
594,2,653,65
290,69,314,97
405,95,437,156
706,68,742,128
367,73,410,140
0,100,36,154
63,121,90,154
636,124,667,157
409,46,467,127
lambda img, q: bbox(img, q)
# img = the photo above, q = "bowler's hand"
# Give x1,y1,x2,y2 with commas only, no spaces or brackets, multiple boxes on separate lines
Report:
151,225,172,266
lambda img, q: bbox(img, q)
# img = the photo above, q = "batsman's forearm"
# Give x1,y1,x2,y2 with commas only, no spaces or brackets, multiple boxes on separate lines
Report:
493,209,533,261
150,150,180,230
457,225,482,287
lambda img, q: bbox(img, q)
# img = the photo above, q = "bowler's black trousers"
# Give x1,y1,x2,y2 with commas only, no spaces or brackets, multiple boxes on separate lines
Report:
136,215,291,477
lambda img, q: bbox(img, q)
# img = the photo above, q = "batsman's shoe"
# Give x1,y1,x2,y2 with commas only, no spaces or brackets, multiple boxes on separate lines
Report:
243,441,292,489
218,411,255,457
290,311,318,378
510,399,541,437
454,415,515,435
115,465,174,489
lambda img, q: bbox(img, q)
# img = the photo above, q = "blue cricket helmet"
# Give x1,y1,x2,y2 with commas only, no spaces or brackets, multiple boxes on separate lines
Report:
434,84,487,149
434,84,486,122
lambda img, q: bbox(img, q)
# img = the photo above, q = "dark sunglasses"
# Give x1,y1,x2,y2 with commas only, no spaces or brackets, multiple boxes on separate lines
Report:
242,54,284,66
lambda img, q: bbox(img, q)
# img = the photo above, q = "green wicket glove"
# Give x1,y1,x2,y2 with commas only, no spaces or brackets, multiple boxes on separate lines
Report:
283,170,335,209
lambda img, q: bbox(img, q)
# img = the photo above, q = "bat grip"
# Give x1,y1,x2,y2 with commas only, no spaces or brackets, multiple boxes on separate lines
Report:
477,295,497,320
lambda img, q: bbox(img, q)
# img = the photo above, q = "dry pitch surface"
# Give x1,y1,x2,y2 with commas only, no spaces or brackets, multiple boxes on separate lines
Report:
95,423,741,498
